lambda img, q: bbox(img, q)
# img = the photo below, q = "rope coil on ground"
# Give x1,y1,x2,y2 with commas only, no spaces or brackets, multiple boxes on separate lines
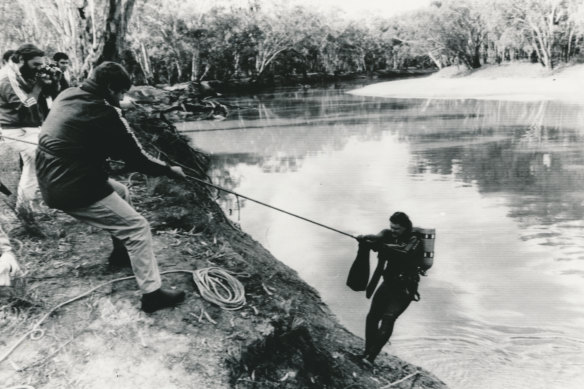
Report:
192,267,246,310
0,268,246,366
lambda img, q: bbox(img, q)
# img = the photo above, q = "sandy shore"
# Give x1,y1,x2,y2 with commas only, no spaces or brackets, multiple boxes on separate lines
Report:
349,63,584,105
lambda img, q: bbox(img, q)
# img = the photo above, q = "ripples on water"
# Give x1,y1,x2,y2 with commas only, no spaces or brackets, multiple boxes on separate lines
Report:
178,85,584,389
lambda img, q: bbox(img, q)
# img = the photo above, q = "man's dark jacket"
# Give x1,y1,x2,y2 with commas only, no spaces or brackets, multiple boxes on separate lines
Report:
36,79,171,210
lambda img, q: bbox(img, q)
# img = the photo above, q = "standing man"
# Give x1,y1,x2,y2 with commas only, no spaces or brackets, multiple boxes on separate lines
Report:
0,44,51,210
51,52,71,97
36,62,186,313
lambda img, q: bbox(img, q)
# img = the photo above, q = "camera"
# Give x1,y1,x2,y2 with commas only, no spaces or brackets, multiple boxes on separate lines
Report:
36,63,62,83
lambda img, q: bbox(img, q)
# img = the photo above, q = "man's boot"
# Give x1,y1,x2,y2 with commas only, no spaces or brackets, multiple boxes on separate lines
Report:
141,288,186,313
108,237,131,268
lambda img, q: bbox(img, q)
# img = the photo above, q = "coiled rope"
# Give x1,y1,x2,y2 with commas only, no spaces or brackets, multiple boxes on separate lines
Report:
0,268,245,365
192,267,246,310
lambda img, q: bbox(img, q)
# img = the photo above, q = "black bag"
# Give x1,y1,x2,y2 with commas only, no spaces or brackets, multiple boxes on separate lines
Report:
346,243,370,291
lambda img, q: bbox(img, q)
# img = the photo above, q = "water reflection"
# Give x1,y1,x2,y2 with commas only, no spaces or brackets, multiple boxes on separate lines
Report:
181,86,584,389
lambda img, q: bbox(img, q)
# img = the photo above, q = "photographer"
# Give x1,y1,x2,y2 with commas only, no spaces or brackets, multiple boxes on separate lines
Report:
0,43,51,210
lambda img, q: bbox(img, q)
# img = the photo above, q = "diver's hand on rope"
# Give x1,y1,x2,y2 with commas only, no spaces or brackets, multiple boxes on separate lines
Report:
357,235,380,251
167,165,186,179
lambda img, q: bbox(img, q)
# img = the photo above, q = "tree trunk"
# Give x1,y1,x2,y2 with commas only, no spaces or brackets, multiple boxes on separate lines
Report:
175,59,182,81
567,25,574,61
529,22,551,69
471,43,481,68
200,64,210,81
191,46,200,81
233,53,241,77
428,51,442,69
141,42,151,78
78,0,137,75
96,0,137,64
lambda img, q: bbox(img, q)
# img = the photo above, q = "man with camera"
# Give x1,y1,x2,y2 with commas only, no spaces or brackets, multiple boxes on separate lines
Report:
0,43,53,210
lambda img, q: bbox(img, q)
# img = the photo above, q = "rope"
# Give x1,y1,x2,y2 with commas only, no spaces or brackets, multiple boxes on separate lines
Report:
183,173,357,240
0,268,246,365
192,267,246,310
0,135,38,147
379,371,419,388
2,134,358,240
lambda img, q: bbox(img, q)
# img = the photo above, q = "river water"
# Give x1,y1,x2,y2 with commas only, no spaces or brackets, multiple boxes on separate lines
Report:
177,84,584,389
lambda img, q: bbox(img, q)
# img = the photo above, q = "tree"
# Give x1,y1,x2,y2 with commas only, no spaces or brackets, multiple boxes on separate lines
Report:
504,0,569,69
8,0,137,78
426,0,488,68
246,4,313,80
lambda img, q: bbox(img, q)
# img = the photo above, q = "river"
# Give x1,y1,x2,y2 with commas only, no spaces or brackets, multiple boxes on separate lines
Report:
177,83,584,389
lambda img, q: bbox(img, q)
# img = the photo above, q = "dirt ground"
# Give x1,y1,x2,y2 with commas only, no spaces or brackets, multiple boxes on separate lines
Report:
0,96,448,389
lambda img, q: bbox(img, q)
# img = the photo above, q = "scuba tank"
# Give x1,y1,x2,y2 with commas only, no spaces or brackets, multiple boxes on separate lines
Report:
413,227,435,271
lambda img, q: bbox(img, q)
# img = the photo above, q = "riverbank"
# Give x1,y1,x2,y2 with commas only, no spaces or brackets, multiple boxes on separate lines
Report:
0,93,447,388
179,68,434,96
349,62,584,104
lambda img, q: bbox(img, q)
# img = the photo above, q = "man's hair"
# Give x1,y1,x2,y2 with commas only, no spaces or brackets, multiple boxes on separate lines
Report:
389,211,413,233
2,50,15,64
90,61,132,92
53,52,69,62
13,44,45,62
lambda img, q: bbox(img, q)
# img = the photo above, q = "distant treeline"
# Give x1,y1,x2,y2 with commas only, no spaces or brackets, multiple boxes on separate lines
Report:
1,0,582,85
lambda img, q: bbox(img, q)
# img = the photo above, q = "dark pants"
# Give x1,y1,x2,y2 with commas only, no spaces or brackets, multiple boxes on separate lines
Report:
364,281,412,361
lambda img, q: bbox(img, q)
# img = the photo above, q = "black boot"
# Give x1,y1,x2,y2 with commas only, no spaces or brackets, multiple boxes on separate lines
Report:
108,238,131,268
141,288,186,313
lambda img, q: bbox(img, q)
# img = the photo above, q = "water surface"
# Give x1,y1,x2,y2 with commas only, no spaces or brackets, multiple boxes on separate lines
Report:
178,85,584,389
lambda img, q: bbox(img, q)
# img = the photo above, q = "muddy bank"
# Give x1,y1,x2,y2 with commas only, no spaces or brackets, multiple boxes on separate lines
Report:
0,89,447,388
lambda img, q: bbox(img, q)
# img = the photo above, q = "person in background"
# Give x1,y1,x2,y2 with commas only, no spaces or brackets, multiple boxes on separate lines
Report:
0,50,15,128
51,52,70,98
0,44,52,211
357,211,425,366
1,49,15,70
2,50,15,64
36,61,187,313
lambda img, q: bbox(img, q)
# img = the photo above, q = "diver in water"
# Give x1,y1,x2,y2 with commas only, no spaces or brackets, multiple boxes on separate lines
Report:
357,211,426,365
